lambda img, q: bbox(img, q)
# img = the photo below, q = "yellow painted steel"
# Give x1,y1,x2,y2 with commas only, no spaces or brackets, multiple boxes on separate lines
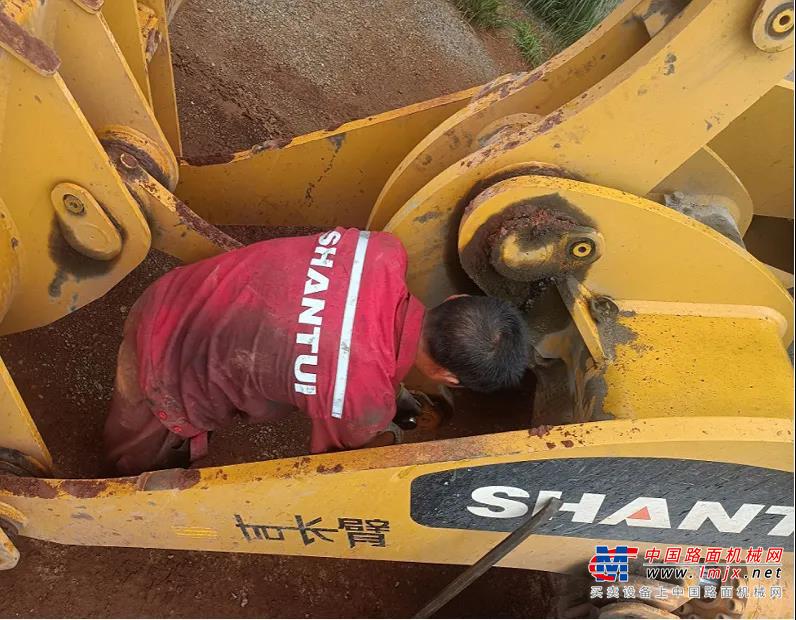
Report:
603,301,794,420
556,278,608,365
0,358,52,471
368,0,660,229
143,0,182,156
449,176,794,345
175,89,476,228
0,526,19,569
49,0,177,181
0,0,793,607
114,158,241,261
709,80,795,220
0,417,790,568
102,0,153,103
50,182,123,261
768,264,795,289
371,1,791,232
0,56,151,335
101,0,183,156
384,0,791,240
650,146,754,234
0,198,19,323
384,0,794,273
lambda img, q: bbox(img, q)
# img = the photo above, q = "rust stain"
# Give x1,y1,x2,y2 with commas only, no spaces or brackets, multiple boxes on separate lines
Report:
474,72,526,101
174,200,243,251
101,138,172,188
316,464,344,474
518,69,543,89
60,480,108,498
0,475,57,499
561,440,575,448
534,110,565,135
136,468,200,491
545,442,556,449
0,9,60,75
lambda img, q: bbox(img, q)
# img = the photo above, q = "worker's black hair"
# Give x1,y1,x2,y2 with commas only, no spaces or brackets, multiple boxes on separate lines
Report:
424,296,530,393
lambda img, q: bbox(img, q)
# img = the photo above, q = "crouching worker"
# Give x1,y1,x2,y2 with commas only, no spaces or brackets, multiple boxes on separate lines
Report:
104,228,529,475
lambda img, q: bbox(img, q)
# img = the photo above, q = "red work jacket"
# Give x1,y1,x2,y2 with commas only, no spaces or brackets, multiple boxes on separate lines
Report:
132,228,425,453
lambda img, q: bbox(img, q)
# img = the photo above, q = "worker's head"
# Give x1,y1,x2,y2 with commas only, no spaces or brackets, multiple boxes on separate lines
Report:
416,295,530,393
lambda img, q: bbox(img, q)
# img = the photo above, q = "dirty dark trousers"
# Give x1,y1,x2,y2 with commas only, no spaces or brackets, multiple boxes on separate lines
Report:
103,301,189,476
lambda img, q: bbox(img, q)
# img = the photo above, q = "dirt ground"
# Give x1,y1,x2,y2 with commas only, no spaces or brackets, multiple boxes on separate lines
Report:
172,0,528,157
0,1,569,617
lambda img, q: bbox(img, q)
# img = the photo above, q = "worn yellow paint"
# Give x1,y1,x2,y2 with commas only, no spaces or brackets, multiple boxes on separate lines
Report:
0,527,18,570
709,80,795,220
0,0,792,589
0,417,790,570
117,161,240,261
751,0,795,52
143,0,182,156
0,358,52,471
650,146,754,234
450,176,794,344
50,182,123,261
603,301,794,420
385,0,793,307
175,89,476,228
50,0,176,177
0,197,19,322
101,0,182,156
368,0,658,229
102,0,153,102
556,277,607,365
0,61,151,335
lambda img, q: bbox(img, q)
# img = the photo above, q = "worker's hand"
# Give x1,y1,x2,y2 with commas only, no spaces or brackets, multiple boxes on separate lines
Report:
395,384,424,429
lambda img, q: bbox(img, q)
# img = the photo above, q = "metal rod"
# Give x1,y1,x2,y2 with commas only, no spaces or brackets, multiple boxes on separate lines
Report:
413,497,562,619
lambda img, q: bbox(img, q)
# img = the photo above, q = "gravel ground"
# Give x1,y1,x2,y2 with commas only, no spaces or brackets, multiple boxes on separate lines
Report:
171,0,527,155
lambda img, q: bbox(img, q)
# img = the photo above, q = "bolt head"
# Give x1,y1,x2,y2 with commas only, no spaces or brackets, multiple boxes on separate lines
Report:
63,194,85,215
771,7,794,34
569,239,595,259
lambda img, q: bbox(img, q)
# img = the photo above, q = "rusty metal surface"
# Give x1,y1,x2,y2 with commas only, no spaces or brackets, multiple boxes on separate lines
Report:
108,146,241,261
0,8,60,75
